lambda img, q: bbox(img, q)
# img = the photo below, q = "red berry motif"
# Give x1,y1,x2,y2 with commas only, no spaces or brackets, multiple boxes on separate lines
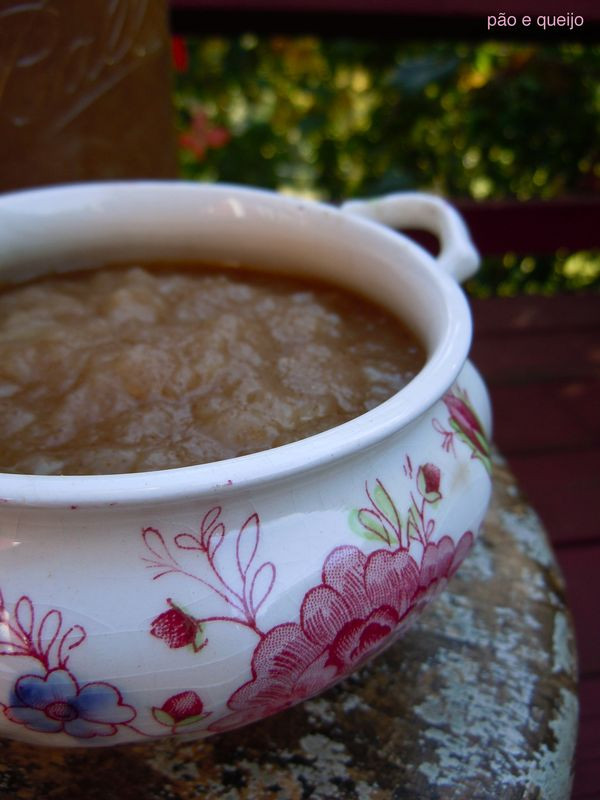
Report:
150,601,206,652
417,463,442,502
152,690,209,732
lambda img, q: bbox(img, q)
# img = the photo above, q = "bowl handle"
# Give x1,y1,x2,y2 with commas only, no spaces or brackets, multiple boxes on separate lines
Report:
340,192,479,283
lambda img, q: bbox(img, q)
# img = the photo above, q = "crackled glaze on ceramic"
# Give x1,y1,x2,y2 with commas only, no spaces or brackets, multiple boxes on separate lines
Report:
0,183,491,746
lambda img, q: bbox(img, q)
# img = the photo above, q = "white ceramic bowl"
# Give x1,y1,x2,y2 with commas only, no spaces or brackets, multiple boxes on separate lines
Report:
0,183,492,746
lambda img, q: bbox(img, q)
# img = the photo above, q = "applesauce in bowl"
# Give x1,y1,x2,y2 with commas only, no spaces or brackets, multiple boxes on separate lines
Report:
0,182,492,748
0,263,424,475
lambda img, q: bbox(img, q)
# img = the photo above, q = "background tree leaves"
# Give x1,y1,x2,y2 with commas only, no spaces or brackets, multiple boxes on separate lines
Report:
174,36,600,295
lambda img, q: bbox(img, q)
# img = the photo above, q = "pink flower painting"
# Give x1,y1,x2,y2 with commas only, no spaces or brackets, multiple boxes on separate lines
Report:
443,390,492,472
143,463,476,735
211,531,472,733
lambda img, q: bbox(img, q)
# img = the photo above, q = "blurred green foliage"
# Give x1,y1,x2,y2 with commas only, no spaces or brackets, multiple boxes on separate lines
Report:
173,36,599,296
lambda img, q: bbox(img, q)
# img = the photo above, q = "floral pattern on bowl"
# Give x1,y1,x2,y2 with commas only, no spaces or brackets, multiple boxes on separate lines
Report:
0,384,489,743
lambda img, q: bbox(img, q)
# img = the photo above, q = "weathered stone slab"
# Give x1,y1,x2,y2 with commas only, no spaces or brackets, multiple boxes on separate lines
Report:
0,453,578,799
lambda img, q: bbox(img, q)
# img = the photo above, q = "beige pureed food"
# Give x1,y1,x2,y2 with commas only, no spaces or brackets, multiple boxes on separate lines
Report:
0,264,425,475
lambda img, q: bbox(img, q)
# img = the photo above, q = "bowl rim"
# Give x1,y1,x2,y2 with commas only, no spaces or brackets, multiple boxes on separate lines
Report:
0,181,472,507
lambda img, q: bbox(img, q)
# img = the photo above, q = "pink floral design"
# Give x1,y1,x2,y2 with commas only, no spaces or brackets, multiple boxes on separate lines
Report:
144,464,476,736
4,668,135,738
0,592,85,670
435,388,492,473
152,690,210,733
211,530,473,733
415,531,474,604
143,508,275,640
355,459,444,549
417,463,442,503
150,600,206,652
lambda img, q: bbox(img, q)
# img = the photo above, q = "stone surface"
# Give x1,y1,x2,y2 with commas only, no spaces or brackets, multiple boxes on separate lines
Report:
0,453,578,799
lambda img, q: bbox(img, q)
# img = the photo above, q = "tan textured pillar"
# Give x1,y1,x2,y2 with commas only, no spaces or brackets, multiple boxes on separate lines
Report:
0,0,177,192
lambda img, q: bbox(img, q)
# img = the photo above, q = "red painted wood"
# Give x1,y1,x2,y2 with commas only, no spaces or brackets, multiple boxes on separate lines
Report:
492,378,600,447
572,676,600,799
561,379,600,436
573,728,600,799
457,198,600,255
471,295,600,334
579,675,600,716
473,381,597,453
406,198,600,259
469,293,599,797
554,545,600,675
468,294,600,557
506,449,600,545
471,332,600,383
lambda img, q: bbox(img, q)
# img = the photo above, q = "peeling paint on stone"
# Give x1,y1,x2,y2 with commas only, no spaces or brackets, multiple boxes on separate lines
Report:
341,693,372,714
525,687,578,800
294,734,353,798
304,697,337,725
498,507,557,568
456,534,496,582
415,645,543,790
552,611,576,676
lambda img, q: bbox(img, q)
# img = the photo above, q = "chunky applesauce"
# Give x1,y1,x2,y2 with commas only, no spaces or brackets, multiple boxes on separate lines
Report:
0,264,425,475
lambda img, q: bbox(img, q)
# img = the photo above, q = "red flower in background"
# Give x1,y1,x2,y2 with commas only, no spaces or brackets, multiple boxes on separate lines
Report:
171,36,188,72
179,109,231,161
